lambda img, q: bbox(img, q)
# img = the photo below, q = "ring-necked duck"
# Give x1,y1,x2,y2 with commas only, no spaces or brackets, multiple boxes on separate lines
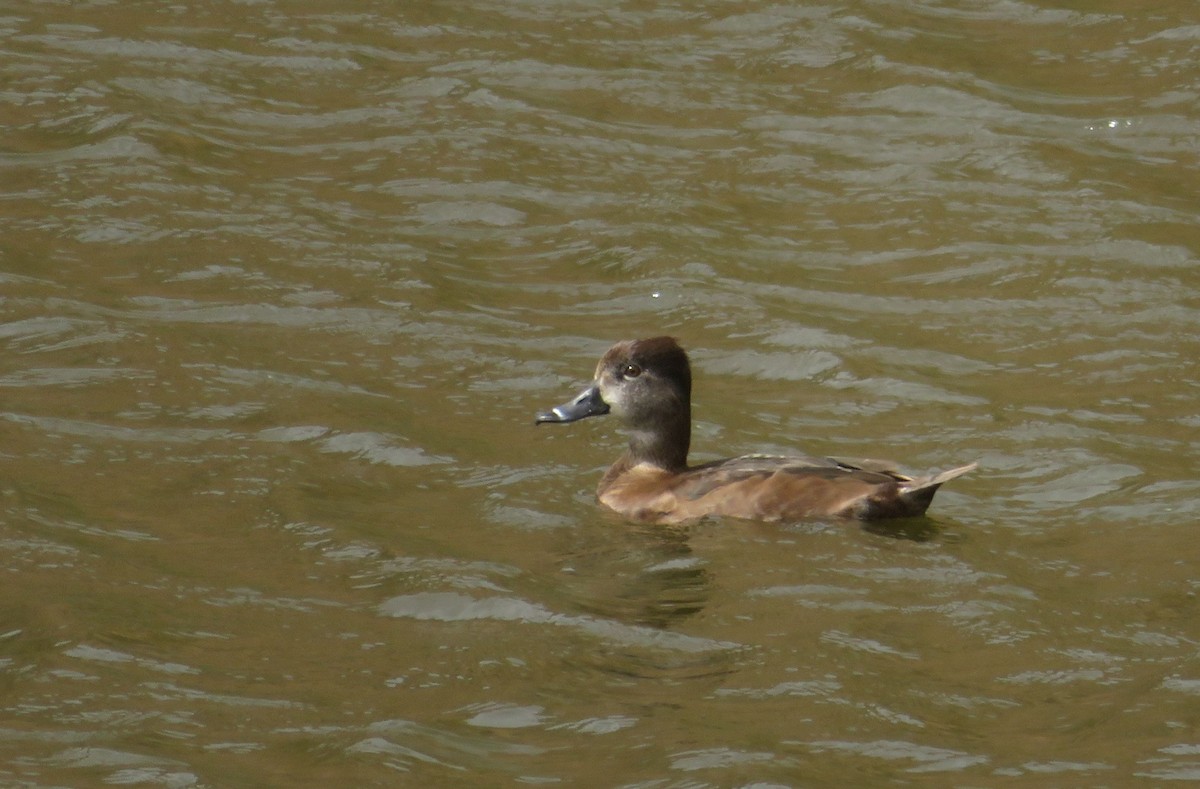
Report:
536,336,976,524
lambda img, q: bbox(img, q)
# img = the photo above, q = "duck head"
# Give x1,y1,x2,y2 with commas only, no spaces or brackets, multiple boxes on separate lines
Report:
536,336,692,470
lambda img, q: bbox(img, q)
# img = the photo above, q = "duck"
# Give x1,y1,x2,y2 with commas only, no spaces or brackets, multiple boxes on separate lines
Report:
535,336,976,525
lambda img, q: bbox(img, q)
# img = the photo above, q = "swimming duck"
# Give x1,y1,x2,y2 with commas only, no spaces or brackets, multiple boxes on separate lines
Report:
536,336,975,524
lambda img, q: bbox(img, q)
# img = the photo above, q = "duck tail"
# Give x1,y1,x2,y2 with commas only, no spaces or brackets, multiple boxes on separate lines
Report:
895,462,978,515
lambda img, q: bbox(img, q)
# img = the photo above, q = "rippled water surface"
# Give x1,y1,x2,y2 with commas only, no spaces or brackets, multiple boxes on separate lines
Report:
3,0,1199,785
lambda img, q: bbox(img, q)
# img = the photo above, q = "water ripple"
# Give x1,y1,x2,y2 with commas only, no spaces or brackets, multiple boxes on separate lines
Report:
379,591,738,654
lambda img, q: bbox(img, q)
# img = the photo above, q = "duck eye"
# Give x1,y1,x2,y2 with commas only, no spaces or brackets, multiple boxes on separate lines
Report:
622,363,642,379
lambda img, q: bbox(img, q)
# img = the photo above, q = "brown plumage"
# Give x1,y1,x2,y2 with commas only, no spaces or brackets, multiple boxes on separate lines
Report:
536,337,976,525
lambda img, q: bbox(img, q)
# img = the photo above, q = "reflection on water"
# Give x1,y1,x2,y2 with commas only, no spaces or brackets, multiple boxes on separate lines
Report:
557,523,712,628
3,0,1200,785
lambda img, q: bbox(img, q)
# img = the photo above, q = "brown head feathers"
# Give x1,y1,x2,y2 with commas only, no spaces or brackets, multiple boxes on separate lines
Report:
598,336,692,402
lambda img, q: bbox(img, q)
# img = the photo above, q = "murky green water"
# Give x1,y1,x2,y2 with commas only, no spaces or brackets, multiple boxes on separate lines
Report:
3,0,1198,785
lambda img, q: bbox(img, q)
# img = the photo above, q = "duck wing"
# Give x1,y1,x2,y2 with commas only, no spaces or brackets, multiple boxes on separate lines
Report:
661,456,975,523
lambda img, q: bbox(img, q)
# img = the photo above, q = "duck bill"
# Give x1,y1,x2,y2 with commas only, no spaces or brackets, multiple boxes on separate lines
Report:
535,384,610,424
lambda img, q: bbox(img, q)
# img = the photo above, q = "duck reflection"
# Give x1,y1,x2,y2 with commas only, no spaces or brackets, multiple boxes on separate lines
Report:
557,520,711,631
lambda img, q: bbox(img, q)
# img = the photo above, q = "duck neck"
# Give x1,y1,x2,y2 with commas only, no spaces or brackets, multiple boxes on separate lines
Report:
625,407,690,472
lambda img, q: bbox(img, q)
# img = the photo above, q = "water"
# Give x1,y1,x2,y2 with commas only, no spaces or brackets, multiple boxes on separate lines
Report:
2,0,1199,785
